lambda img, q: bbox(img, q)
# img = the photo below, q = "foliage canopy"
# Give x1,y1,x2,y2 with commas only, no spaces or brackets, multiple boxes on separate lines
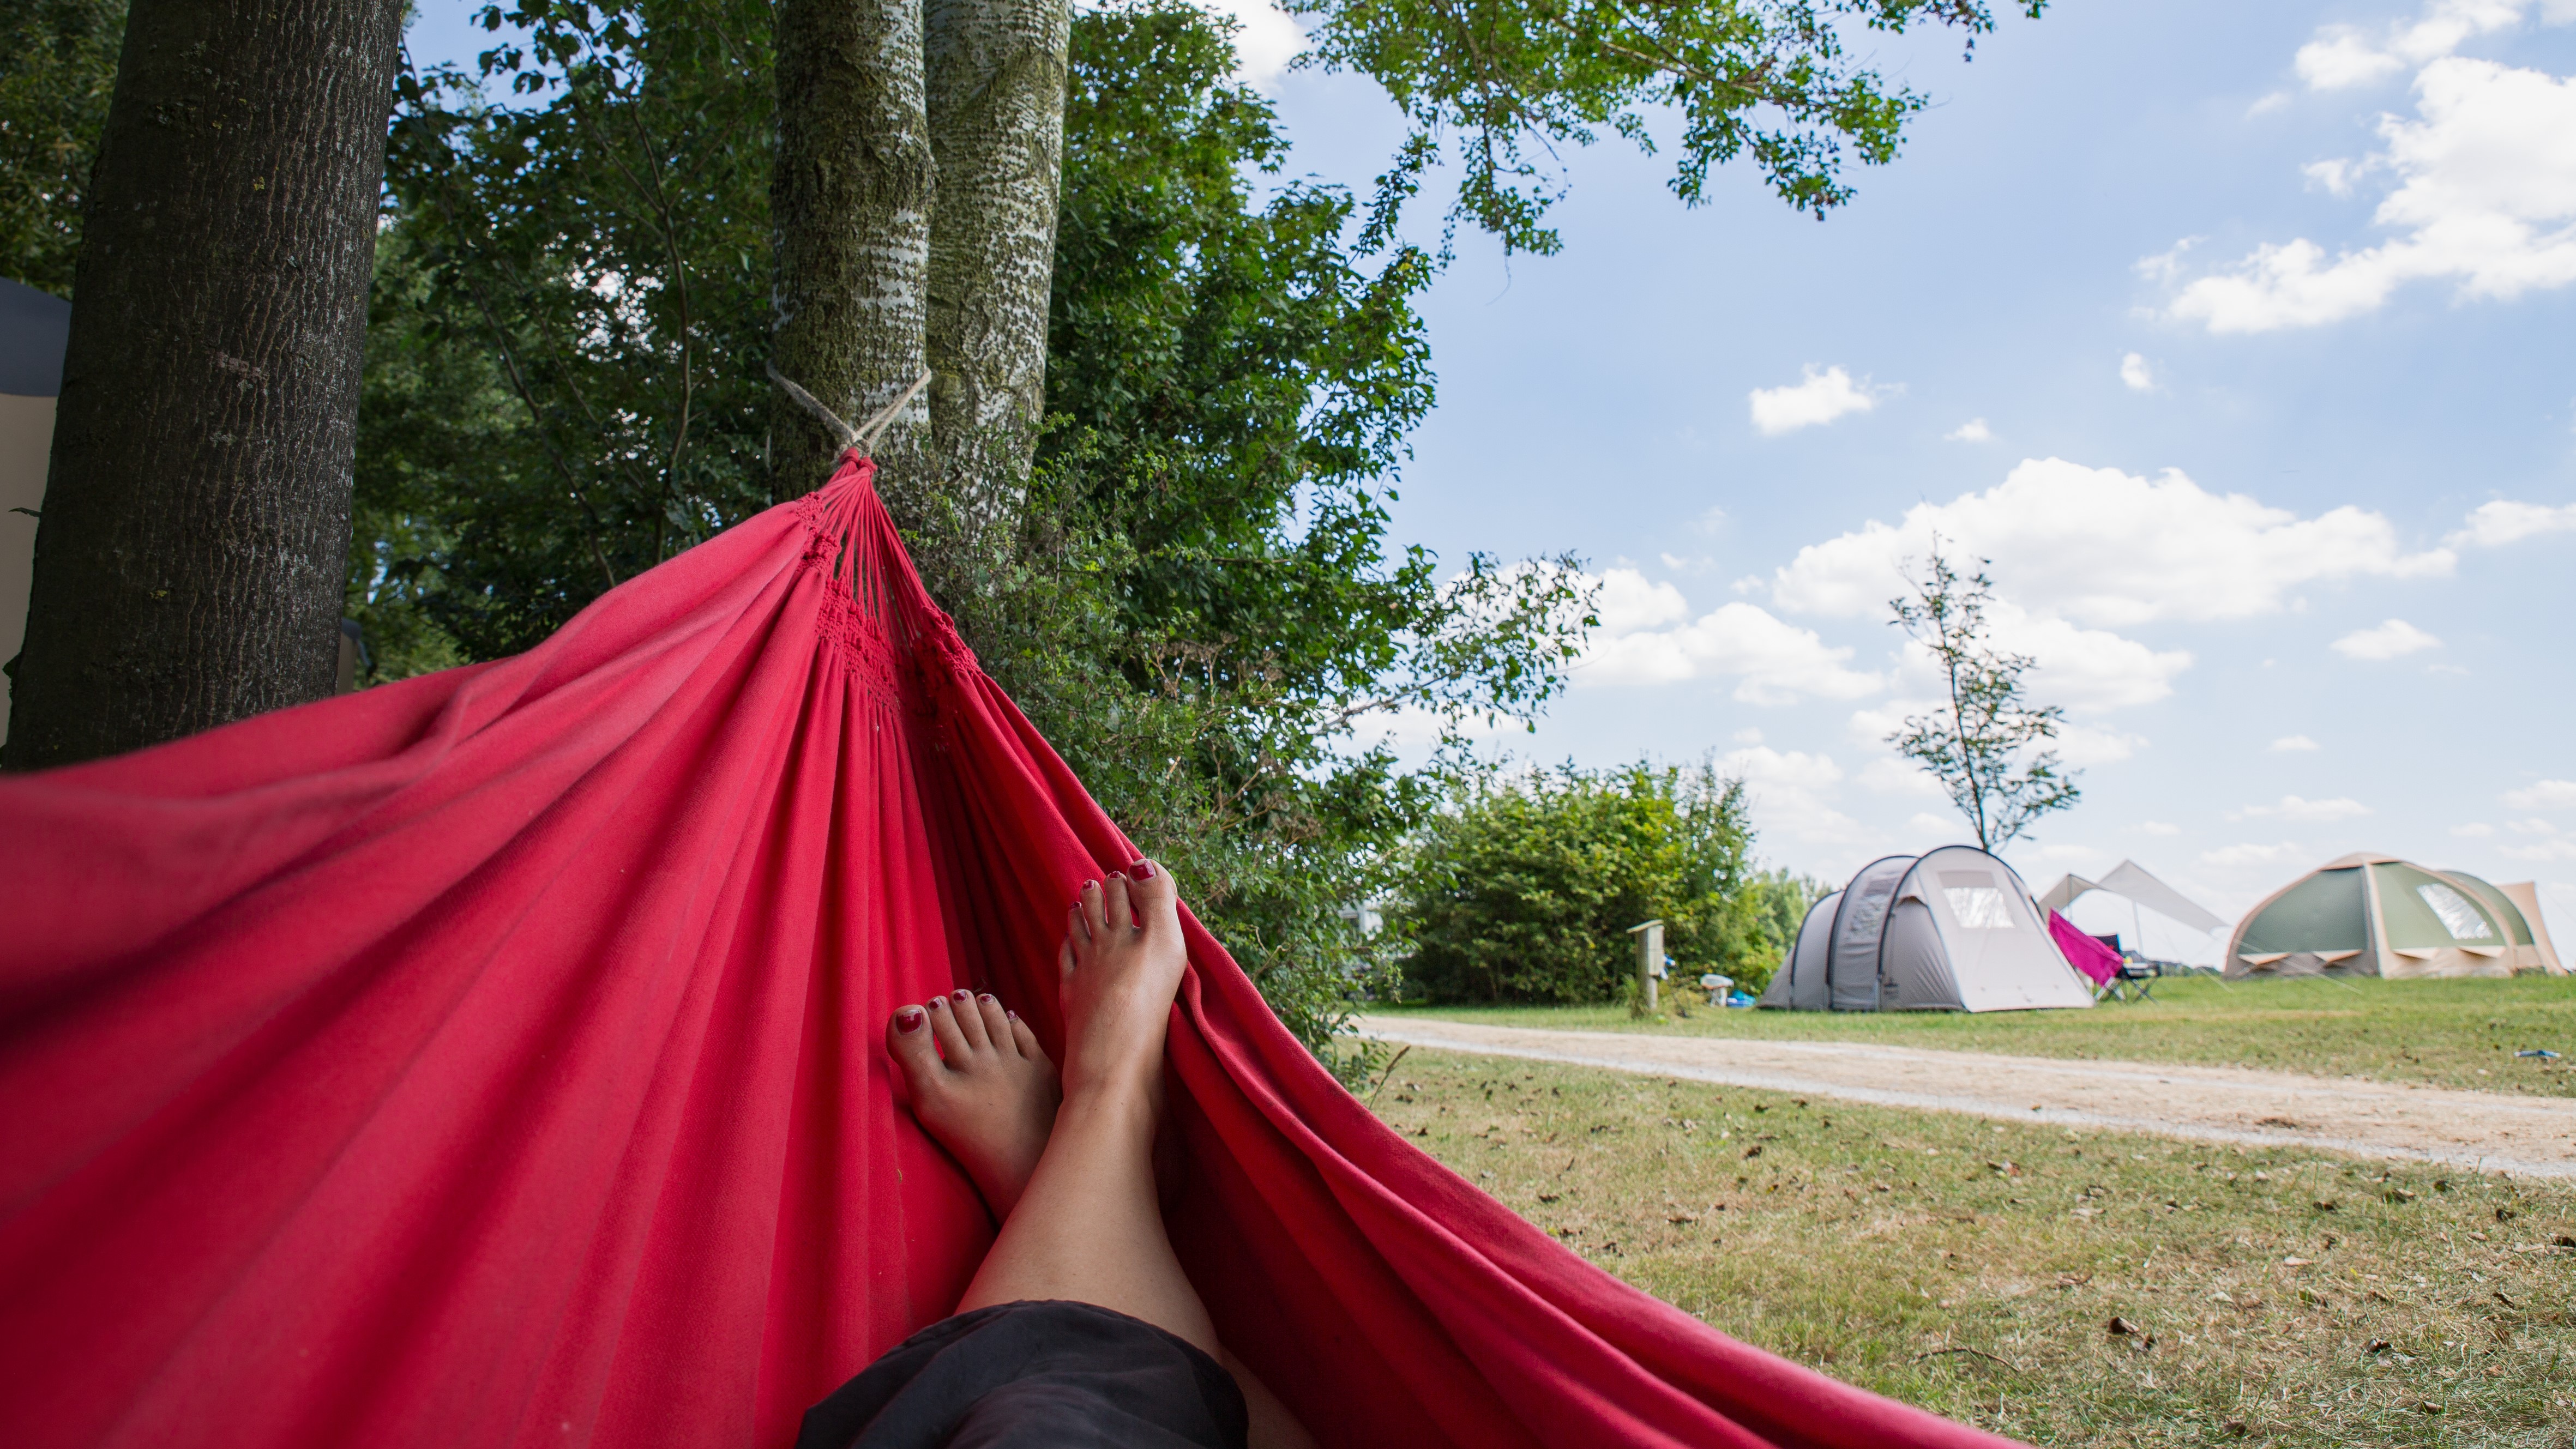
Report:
1399,762,1768,1004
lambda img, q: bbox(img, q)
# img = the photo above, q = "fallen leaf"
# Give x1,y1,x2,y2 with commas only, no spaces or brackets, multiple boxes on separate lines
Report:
2255,1115,2301,1129
1667,1213,1698,1224
1742,1145,1762,1160
2282,1256,2314,1267
2106,1315,2142,1336
2366,1338,2392,1354
2313,1199,2338,1211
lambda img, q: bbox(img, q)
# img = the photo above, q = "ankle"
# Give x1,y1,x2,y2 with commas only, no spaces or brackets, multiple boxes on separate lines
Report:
1057,1068,1159,1131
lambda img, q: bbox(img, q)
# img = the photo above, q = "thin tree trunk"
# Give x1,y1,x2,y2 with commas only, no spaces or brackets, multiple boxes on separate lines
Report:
4,0,405,771
772,0,936,500
924,0,1068,528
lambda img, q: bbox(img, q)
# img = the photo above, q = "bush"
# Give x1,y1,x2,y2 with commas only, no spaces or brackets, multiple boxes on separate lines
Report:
1398,763,1771,1003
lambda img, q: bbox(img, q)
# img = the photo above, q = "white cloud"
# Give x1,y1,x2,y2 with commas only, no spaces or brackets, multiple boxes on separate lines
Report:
1748,365,1890,436
1908,812,1964,838
1771,458,2453,627
2201,841,2313,869
1857,755,1948,799
2453,822,2497,836
1946,418,1994,442
1731,727,1764,745
2231,794,2374,822
2055,720,2150,765
1202,0,1306,86
2139,821,2182,836
2293,1,2541,92
1718,747,1886,864
2447,497,2576,546
2503,778,2576,809
2270,734,2322,752
1575,572,1885,703
2120,352,2157,391
2165,55,2576,332
2508,816,2563,835
2503,836,2576,862
2330,618,2442,659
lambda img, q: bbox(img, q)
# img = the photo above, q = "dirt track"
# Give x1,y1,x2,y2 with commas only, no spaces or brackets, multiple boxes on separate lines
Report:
1356,1017,2576,1180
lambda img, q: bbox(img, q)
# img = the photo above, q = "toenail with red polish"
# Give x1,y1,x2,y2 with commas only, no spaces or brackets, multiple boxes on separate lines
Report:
896,1008,924,1031
1134,859,1155,878
952,988,972,1002
927,996,946,1010
1006,1009,1019,1021
978,993,997,1005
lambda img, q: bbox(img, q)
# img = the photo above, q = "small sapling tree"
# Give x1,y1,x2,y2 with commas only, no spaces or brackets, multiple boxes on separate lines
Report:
1885,539,2078,852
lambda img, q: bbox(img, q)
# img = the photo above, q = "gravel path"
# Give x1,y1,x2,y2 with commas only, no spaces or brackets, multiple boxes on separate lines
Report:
1356,1017,2576,1181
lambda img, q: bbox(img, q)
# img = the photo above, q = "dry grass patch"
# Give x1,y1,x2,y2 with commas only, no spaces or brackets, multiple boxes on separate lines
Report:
1366,1048,2576,1446
1380,974,2576,1097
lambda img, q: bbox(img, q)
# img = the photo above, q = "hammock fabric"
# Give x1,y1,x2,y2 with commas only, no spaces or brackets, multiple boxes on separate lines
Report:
0,455,2019,1449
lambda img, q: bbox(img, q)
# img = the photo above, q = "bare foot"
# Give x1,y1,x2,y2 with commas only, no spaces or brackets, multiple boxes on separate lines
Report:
1056,861,1189,1104
886,988,1060,1220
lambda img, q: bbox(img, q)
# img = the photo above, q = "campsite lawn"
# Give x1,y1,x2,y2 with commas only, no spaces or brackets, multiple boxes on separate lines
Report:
1366,1047,2576,1447
1377,973,2576,1097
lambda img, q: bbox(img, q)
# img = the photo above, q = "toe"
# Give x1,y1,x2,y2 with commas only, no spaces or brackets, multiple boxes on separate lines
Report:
947,988,991,1050
1128,857,1181,929
1102,872,1135,932
1076,879,1104,941
925,994,971,1061
1007,1011,1050,1066
885,1004,941,1099
973,993,1015,1054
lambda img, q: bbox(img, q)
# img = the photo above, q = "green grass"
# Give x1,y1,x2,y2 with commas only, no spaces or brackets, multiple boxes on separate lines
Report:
1376,974,2576,1097
1368,1048,2576,1447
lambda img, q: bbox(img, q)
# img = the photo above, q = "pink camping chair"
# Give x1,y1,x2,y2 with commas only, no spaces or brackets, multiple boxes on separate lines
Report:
2048,910,2127,1000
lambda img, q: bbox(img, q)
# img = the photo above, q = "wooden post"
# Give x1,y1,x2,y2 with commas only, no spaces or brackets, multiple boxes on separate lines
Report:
1628,919,1664,1013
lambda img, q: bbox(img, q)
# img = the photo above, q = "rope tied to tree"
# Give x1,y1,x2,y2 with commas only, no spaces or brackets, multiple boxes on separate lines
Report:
766,364,932,457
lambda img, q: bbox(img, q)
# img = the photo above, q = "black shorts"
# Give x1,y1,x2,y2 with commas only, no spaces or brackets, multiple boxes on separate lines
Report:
796,1300,1249,1449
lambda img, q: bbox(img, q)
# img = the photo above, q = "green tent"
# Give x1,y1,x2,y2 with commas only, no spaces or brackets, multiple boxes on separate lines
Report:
2225,852,2565,979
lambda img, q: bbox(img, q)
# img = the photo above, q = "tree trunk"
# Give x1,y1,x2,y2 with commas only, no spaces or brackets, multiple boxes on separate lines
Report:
924,0,1068,528
4,0,405,771
772,0,936,500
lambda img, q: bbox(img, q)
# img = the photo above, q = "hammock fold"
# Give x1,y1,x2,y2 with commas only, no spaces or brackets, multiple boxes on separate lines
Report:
0,456,2019,1449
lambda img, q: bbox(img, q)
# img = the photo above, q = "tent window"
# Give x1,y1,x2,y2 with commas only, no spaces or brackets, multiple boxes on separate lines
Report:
2416,883,2494,941
1944,887,2014,929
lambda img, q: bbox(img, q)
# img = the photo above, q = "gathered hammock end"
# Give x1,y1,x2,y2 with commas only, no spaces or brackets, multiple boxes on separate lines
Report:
767,364,933,458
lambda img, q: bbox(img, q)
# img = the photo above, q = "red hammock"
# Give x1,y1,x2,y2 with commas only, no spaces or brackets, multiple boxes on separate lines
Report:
0,455,2017,1449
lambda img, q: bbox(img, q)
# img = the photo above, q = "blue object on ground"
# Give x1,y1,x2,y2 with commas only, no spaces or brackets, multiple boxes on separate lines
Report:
1725,992,1755,1008
2516,1048,2561,1059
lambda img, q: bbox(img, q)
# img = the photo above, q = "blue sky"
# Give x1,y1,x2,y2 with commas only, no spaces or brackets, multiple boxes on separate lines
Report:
407,1,2576,942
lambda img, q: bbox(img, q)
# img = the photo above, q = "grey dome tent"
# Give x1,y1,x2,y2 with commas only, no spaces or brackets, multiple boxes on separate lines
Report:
1760,846,2094,1012
2225,852,2566,978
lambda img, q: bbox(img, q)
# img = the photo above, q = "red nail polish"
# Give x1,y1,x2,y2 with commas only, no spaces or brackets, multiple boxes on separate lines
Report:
1135,859,1155,878
978,993,997,1005
1006,1009,1019,1021
896,1007,924,1031
953,988,973,1001
927,996,946,1010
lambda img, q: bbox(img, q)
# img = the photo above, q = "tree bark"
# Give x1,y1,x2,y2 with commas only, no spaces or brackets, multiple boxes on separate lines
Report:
5,0,405,771
772,0,936,499
924,0,1068,526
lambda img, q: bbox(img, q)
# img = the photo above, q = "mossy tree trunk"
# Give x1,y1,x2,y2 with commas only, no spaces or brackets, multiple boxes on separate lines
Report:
925,0,1069,532
772,0,1068,565
771,0,936,499
4,0,405,770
